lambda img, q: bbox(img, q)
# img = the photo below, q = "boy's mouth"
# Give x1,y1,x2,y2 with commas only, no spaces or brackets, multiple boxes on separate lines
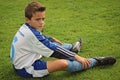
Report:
39,26,43,28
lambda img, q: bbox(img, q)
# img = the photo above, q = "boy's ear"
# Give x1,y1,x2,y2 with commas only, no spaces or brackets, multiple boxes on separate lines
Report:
25,17,30,23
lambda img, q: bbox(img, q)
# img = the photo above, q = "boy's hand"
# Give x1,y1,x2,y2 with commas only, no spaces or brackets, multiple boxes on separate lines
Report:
75,55,90,69
52,38,63,45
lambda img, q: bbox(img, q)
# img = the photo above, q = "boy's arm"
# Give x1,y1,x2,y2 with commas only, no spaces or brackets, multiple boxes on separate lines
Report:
44,35,53,41
51,37,63,45
27,24,75,59
44,35,62,44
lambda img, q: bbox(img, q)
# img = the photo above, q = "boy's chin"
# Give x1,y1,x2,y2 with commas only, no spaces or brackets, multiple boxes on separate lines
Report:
38,28,44,32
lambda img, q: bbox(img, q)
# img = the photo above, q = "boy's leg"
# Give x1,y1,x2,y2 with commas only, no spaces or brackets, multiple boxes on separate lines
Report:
53,42,72,50
52,38,82,53
70,38,82,53
47,59,68,72
61,44,73,50
53,42,81,53
66,56,116,72
66,58,97,72
47,56,116,73
47,58,97,73
61,38,82,53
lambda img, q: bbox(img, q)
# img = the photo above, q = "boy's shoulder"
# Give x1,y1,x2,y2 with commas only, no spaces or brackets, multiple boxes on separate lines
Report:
17,24,35,39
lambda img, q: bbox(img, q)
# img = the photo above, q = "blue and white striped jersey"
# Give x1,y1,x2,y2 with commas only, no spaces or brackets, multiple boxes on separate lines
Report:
10,23,75,69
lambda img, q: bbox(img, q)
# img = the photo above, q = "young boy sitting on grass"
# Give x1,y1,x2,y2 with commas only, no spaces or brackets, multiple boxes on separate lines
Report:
10,1,116,78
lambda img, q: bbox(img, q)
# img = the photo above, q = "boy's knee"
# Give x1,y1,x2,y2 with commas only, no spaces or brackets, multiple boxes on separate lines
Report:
59,59,69,68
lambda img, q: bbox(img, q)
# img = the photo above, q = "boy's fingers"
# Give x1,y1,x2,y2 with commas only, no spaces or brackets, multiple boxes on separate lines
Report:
86,59,90,68
82,59,90,69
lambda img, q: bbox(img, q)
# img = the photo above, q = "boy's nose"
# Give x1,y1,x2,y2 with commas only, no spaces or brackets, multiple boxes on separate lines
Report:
39,20,44,25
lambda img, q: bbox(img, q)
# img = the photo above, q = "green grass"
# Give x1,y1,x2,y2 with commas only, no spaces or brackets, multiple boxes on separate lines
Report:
0,0,120,80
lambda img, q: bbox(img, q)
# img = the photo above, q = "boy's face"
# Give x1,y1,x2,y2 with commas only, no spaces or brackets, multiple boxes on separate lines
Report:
26,11,45,31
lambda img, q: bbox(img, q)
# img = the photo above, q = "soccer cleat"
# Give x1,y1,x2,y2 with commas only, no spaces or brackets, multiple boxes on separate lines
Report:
94,56,116,66
70,38,82,53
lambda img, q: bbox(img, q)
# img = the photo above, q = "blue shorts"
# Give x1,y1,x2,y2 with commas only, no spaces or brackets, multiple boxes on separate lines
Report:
13,60,49,78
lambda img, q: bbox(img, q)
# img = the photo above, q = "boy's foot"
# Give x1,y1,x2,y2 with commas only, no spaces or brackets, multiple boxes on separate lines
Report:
94,56,116,66
70,38,82,53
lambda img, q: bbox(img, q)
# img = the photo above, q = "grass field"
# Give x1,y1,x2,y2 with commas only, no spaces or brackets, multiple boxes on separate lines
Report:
0,0,120,80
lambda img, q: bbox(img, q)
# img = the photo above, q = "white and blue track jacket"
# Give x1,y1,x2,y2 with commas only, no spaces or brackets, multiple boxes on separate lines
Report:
10,23,75,69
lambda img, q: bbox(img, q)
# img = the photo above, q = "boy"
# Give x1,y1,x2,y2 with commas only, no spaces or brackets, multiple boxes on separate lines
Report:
10,2,116,78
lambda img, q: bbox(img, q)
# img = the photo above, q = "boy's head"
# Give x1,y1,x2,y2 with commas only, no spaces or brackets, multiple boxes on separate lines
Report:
25,2,46,31
25,2,46,20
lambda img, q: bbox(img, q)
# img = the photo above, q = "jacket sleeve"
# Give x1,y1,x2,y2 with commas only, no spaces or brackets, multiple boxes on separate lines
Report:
29,26,75,60
43,35,53,41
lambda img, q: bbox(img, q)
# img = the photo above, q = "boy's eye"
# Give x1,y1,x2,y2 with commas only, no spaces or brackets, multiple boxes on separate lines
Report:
36,18,40,21
42,18,45,21
36,18,45,21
